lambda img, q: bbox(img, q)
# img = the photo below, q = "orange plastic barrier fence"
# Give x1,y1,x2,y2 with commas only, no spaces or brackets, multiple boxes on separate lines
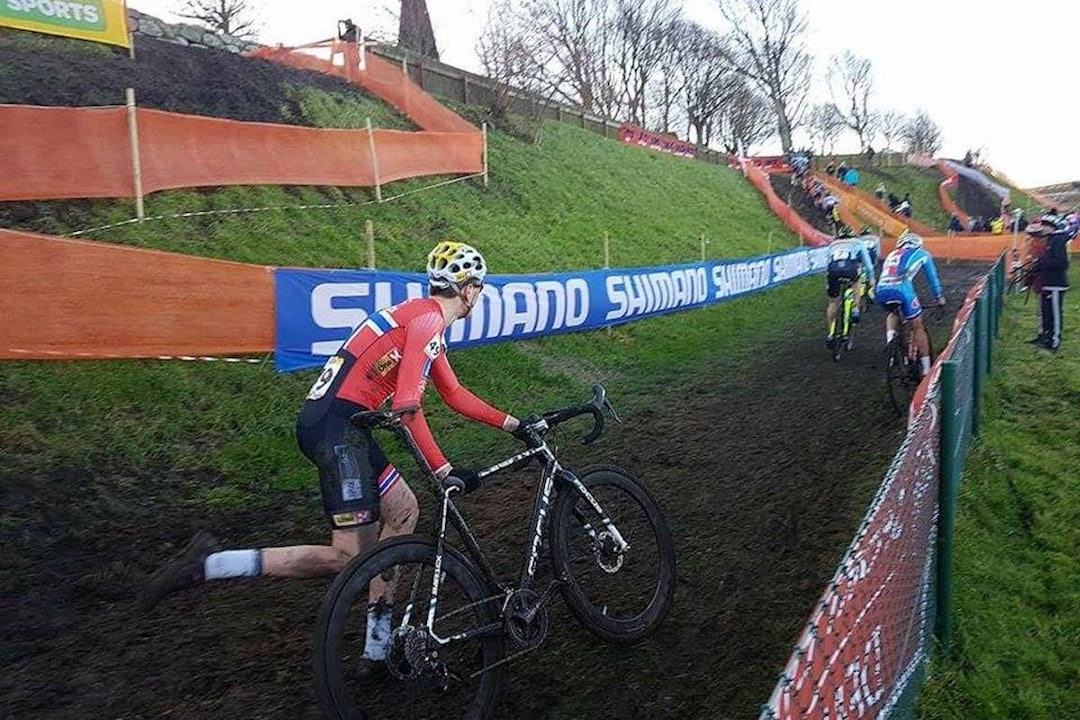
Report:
879,232,1030,261
0,104,482,201
935,160,970,227
0,104,133,200
247,40,477,134
0,230,274,360
815,172,938,238
742,161,831,247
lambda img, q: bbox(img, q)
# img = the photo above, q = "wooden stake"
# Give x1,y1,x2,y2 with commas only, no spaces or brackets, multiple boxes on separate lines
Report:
365,219,376,269
125,88,144,221
700,235,707,262
482,122,489,187
603,232,610,268
366,117,382,202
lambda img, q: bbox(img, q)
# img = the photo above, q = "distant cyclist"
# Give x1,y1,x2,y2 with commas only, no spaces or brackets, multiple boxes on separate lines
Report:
875,232,946,377
825,228,876,348
142,242,522,664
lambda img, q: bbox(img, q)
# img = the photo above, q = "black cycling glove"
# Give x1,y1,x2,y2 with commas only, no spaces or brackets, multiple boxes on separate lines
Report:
445,466,482,494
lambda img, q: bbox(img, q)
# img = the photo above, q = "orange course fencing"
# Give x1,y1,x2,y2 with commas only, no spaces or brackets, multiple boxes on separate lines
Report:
0,103,482,202
0,229,274,359
936,160,970,227
815,172,938,238
741,160,831,247
0,36,484,203
247,39,477,135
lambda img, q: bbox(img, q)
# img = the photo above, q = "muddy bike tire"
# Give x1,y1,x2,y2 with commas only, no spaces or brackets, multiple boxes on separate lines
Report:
885,337,914,415
314,535,505,720
549,466,676,646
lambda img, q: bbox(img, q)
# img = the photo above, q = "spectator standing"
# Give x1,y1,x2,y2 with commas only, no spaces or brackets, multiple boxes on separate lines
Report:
948,214,964,234
1029,214,1074,351
875,182,887,202
836,159,849,180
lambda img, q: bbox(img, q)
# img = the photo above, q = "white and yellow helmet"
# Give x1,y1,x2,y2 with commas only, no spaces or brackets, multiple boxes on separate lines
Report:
427,241,487,290
897,231,924,250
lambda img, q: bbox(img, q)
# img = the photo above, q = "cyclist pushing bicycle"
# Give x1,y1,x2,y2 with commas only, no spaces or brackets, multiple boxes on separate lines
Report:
874,231,946,378
825,228,876,349
142,243,522,657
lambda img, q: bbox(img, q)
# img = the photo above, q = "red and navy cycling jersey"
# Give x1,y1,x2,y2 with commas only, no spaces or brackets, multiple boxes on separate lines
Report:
877,246,943,297
306,297,508,477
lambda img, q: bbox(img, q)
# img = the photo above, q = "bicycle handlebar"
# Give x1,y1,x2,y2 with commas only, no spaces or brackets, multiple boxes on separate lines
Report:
350,385,621,448
516,384,620,447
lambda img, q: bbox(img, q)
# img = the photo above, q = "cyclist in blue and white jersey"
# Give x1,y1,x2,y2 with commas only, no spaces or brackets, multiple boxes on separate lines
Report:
875,232,946,377
825,229,876,347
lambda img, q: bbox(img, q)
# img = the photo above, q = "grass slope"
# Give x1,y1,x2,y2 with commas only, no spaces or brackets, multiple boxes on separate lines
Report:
917,266,1080,719
854,164,952,231
0,31,811,513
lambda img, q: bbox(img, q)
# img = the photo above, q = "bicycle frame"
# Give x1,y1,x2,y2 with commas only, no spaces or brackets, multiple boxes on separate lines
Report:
384,418,627,648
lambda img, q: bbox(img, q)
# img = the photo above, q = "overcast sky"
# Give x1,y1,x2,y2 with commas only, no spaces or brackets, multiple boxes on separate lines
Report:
130,0,1076,188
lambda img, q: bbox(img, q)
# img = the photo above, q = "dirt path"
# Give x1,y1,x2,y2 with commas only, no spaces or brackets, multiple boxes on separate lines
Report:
0,264,989,720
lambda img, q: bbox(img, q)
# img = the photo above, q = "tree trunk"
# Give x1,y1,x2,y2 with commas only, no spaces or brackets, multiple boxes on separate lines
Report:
399,0,439,60
775,102,793,154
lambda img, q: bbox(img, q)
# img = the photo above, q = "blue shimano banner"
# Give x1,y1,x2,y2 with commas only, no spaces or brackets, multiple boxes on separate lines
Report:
274,245,831,372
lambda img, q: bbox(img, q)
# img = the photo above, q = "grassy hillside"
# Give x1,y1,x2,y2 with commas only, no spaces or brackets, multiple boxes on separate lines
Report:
854,164,952,231
917,266,1080,719
0,29,811,508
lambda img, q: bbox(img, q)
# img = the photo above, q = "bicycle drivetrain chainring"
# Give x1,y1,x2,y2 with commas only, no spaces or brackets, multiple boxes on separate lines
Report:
503,589,549,649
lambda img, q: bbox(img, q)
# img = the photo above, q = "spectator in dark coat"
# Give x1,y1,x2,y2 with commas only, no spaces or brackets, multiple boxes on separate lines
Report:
1029,215,1074,351
948,215,964,234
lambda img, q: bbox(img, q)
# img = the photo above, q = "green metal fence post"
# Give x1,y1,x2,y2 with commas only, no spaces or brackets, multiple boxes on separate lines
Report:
936,360,960,653
996,259,1006,331
972,296,987,437
986,278,997,375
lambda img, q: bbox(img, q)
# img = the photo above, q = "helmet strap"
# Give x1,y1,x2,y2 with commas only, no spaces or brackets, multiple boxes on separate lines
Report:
455,282,480,317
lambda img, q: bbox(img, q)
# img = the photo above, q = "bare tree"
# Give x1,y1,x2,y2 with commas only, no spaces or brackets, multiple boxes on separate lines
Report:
177,0,259,38
673,21,734,144
827,50,874,151
805,102,845,155
902,109,942,156
610,0,680,126
521,0,614,115
477,0,563,139
714,0,812,153
648,14,691,133
399,0,439,60
714,77,774,154
874,110,905,151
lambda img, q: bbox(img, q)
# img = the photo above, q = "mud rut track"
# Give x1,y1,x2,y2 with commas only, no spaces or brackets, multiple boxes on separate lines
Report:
0,263,989,720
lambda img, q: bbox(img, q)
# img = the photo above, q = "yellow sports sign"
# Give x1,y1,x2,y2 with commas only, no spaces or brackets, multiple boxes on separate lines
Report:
1,0,130,48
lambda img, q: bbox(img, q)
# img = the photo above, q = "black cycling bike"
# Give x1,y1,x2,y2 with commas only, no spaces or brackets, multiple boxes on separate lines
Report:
828,274,869,362
313,386,676,720
883,305,941,415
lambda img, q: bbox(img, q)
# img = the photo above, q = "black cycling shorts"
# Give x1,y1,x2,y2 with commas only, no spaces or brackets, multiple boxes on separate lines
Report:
295,398,395,529
827,260,862,298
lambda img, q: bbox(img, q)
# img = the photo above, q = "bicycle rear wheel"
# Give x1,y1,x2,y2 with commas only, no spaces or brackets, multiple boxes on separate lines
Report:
314,535,505,720
885,338,914,415
549,466,675,645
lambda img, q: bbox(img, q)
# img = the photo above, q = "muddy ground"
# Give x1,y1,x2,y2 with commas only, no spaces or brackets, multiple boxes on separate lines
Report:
0,263,989,720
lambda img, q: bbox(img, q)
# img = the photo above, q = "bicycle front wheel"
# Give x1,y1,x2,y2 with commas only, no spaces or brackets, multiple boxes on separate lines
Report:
314,535,505,720
549,466,675,645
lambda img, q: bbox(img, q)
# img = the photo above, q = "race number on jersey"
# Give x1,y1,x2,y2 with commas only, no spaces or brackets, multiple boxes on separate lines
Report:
307,356,344,400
